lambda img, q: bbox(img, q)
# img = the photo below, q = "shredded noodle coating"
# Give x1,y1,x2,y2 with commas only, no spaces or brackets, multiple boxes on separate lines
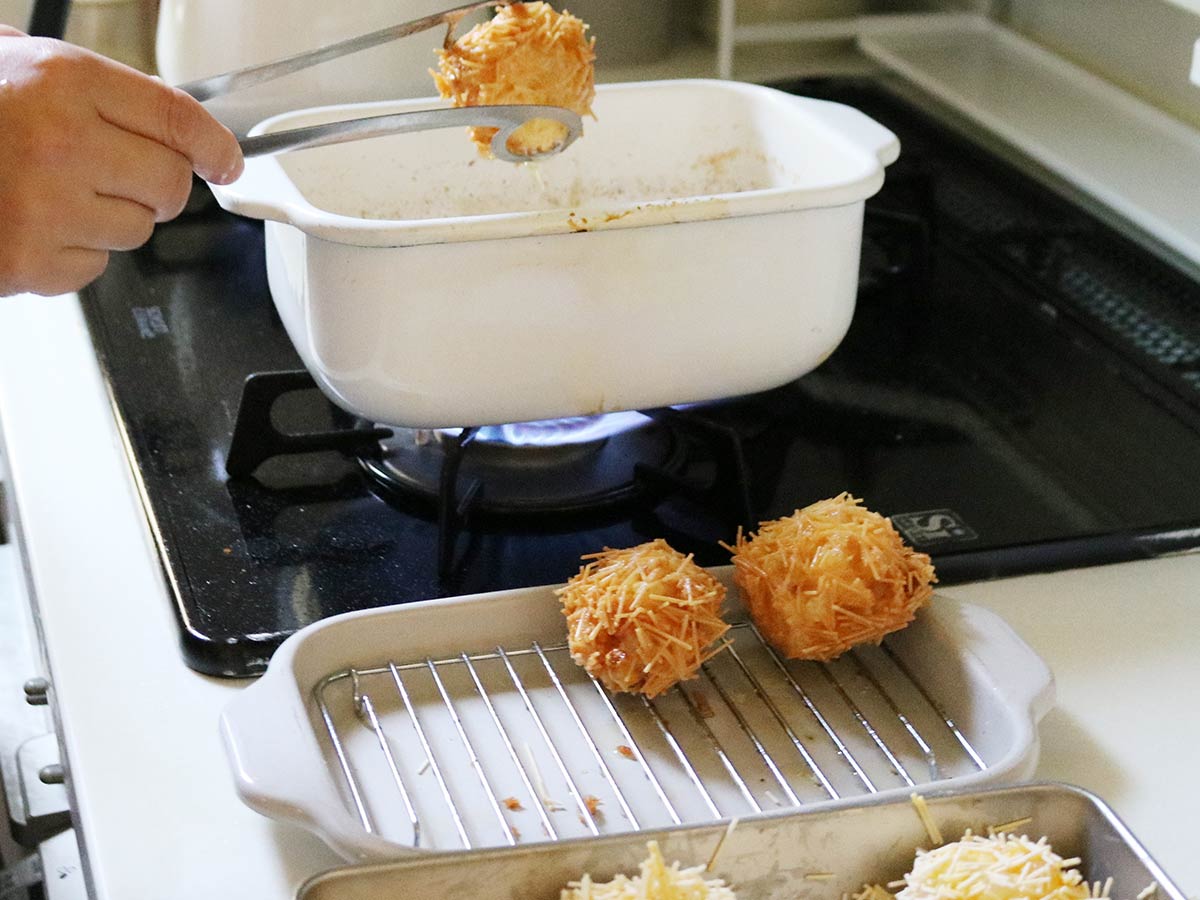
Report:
561,840,737,900
433,2,595,157
556,539,730,698
897,830,1096,900
727,493,935,660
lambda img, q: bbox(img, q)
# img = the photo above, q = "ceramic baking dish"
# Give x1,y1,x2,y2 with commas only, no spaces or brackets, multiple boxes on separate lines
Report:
209,79,899,428
219,567,1053,862
295,783,1188,900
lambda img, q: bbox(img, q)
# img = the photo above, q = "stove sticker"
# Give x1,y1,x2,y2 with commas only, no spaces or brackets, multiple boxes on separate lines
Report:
891,509,979,546
131,305,169,339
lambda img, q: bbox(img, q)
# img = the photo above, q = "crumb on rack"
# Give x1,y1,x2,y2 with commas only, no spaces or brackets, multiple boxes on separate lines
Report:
692,690,716,719
503,796,524,811
1137,883,1159,900
584,795,603,818
522,742,563,810
616,744,636,760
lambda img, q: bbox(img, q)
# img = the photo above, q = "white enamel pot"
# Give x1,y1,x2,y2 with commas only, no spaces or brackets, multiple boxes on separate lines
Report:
210,79,900,429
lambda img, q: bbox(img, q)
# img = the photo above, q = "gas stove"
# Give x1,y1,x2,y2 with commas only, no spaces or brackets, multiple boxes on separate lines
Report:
79,77,1200,679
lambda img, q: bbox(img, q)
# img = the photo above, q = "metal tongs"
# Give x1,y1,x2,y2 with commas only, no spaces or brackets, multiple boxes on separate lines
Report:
176,1,584,164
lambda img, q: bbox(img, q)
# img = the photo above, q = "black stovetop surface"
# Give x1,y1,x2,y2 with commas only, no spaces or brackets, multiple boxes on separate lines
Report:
81,78,1200,677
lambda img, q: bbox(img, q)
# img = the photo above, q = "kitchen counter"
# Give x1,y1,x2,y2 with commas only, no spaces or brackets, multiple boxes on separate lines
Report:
0,293,1197,899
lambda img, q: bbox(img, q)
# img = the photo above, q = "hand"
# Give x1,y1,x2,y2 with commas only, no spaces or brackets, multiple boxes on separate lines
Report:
0,27,245,296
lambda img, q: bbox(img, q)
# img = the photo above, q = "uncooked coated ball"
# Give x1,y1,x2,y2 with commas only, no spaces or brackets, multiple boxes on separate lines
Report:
897,831,1093,900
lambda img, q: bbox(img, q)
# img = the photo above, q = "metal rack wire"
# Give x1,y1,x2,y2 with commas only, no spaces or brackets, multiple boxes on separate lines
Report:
314,622,985,850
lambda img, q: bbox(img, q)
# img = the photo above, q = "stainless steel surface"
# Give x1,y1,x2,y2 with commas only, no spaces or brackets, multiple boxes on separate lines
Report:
238,104,584,163
175,0,494,102
314,621,986,851
296,784,1189,900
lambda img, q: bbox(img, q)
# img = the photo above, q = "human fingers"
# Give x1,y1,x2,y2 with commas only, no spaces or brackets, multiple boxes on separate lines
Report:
0,107,165,249
88,54,244,185
63,194,158,253
94,122,195,222
0,183,150,283
0,245,109,298
40,248,110,295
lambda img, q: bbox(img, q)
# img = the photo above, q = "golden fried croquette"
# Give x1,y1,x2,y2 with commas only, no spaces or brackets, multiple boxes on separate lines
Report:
728,493,936,660
556,539,729,697
433,2,595,157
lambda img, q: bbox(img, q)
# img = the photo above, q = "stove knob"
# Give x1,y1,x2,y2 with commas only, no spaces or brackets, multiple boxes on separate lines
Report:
23,677,50,706
38,764,65,785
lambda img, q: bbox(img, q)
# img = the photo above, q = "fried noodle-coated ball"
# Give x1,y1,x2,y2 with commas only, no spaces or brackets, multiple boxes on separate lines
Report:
555,540,730,698
433,2,596,158
728,493,936,660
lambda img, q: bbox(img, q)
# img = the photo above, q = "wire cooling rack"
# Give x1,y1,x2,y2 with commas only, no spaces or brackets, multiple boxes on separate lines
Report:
313,620,985,850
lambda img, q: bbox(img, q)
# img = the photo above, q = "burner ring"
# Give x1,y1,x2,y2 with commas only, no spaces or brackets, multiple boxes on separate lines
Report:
360,414,687,519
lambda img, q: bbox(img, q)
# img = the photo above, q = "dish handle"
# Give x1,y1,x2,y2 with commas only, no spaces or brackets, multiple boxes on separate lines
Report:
789,96,901,167
952,601,1056,725
220,670,370,858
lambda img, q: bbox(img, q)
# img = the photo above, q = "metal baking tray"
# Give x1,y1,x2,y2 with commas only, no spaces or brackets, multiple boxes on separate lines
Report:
220,567,1054,861
296,783,1187,900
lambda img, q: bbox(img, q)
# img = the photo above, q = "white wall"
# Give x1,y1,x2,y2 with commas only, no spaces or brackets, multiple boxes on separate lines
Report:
0,0,31,28
996,0,1200,127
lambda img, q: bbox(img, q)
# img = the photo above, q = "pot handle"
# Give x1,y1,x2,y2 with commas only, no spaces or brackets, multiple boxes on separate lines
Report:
789,96,901,167
207,155,308,226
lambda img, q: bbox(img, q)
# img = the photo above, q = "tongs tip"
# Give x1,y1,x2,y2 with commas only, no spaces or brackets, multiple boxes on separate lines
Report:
486,106,584,164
